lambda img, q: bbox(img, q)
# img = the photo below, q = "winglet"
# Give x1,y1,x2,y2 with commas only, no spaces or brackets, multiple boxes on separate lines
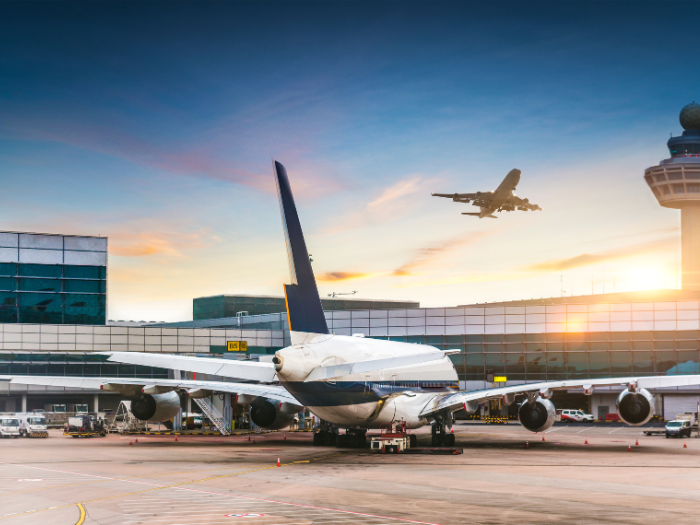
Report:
273,161,329,335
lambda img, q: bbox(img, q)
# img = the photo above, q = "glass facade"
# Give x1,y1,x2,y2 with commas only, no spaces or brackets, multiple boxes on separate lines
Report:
0,264,106,324
193,295,419,320
0,233,107,325
0,352,167,378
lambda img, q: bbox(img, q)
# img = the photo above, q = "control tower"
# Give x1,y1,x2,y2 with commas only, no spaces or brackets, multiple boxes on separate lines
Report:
645,102,700,290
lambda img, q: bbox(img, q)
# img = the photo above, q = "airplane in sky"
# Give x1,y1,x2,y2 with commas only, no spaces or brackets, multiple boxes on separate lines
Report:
3,161,699,448
432,168,542,218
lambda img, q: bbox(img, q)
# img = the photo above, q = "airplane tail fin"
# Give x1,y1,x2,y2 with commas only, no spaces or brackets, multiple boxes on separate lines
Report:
273,161,329,336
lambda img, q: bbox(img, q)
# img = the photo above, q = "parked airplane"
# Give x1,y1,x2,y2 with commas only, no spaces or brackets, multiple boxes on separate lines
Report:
432,168,541,218
3,161,699,447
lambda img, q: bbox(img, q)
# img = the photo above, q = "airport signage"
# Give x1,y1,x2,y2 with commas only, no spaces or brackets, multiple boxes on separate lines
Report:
227,341,248,352
493,376,507,383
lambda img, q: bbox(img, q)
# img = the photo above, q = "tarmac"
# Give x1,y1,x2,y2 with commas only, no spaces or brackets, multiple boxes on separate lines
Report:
1,423,700,525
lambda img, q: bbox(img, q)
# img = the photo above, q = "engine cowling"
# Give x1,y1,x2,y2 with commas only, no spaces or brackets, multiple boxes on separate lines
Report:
518,398,556,432
616,388,654,426
250,398,298,430
130,391,181,423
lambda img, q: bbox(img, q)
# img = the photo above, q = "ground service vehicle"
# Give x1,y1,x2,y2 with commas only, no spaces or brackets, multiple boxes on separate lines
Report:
16,412,48,437
557,409,594,423
0,416,20,438
64,415,106,438
665,419,692,438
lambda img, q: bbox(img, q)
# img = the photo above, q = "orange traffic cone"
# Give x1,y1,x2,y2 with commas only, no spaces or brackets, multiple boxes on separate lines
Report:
276,457,281,467
628,444,631,451
585,439,588,445
174,436,178,442
135,438,138,443
526,441,529,448
635,439,639,446
684,441,688,448
129,440,132,446
284,434,286,440
542,435,545,442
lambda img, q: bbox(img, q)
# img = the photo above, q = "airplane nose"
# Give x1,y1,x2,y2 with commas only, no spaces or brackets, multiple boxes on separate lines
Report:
510,169,521,185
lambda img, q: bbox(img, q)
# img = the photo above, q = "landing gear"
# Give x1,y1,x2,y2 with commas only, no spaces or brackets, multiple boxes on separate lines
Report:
431,413,456,447
337,429,367,448
313,420,339,446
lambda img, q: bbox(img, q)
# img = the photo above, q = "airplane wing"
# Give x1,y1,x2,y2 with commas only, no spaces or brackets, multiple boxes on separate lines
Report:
420,375,700,417
104,352,277,383
505,195,541,211
0,375,299,404
432,192,478,201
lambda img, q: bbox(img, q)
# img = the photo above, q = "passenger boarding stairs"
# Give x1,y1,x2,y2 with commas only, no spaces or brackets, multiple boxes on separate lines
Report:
193,397,231,436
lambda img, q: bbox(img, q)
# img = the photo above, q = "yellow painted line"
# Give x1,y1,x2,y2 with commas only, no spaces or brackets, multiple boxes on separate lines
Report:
75,503,85,525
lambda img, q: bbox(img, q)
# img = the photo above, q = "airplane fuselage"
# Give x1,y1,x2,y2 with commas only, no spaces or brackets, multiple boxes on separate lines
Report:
481,168,521,216
274,334,458,429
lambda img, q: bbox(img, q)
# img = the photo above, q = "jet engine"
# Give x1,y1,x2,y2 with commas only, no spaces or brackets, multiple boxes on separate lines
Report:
130,391,181,423
249,398,298,430
616,388,654,426
518,397,556,432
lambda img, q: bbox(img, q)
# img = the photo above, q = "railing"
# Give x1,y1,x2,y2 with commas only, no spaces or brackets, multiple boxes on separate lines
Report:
193,397,231,436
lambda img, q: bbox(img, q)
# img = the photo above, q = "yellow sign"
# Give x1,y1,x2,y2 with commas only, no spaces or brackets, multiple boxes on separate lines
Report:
227,341,248,352
493,376,507,383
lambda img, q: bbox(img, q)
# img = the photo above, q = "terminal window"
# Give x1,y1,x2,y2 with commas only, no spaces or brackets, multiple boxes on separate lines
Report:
0,263,106,324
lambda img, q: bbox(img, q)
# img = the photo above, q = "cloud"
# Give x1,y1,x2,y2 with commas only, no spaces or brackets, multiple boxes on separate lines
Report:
393,232,491,276
109,230,218,258
316,271,374,282
367,177,423,209
524,238,677,272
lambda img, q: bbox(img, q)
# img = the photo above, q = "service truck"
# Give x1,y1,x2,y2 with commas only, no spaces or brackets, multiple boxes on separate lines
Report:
0,416,20,438
16,412,48,438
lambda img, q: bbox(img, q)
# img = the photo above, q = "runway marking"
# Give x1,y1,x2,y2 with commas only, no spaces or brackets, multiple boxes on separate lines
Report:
0,453,438,525
609,427,623,434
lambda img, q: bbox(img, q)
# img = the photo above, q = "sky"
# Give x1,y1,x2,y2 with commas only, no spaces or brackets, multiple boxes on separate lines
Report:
1,1,699,322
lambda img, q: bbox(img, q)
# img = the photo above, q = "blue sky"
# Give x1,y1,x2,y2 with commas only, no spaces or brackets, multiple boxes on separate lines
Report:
1,1,699,321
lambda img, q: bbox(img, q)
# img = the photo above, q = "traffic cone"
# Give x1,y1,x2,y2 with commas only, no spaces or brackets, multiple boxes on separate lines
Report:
174,436,178,442
253,438,256,444
284,434,286,441
684,441,688,448
635,439,639,446
276,457,281,467
129,440,132,446
585,439,588,445
542,435,545,442
135,438,138,443
248,435,251,441
526,441,529,448
628,444,631,451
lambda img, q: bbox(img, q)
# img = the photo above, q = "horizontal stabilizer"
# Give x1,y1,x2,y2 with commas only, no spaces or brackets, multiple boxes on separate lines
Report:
304,349,459,382
106,352,277,383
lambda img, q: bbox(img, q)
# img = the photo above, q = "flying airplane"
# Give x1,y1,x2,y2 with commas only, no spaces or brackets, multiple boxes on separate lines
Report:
3,161,700,448
432,168,541,218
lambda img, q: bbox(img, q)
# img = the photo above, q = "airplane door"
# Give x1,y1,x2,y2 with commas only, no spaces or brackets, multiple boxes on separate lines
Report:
363,376,370,398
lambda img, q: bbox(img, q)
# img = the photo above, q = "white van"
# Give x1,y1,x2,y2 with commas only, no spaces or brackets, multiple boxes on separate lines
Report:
16,413,48,437
0,416,20,438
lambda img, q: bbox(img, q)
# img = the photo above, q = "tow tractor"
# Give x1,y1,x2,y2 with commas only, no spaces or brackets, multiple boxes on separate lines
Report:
370,421,416,453
64,415,106,438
